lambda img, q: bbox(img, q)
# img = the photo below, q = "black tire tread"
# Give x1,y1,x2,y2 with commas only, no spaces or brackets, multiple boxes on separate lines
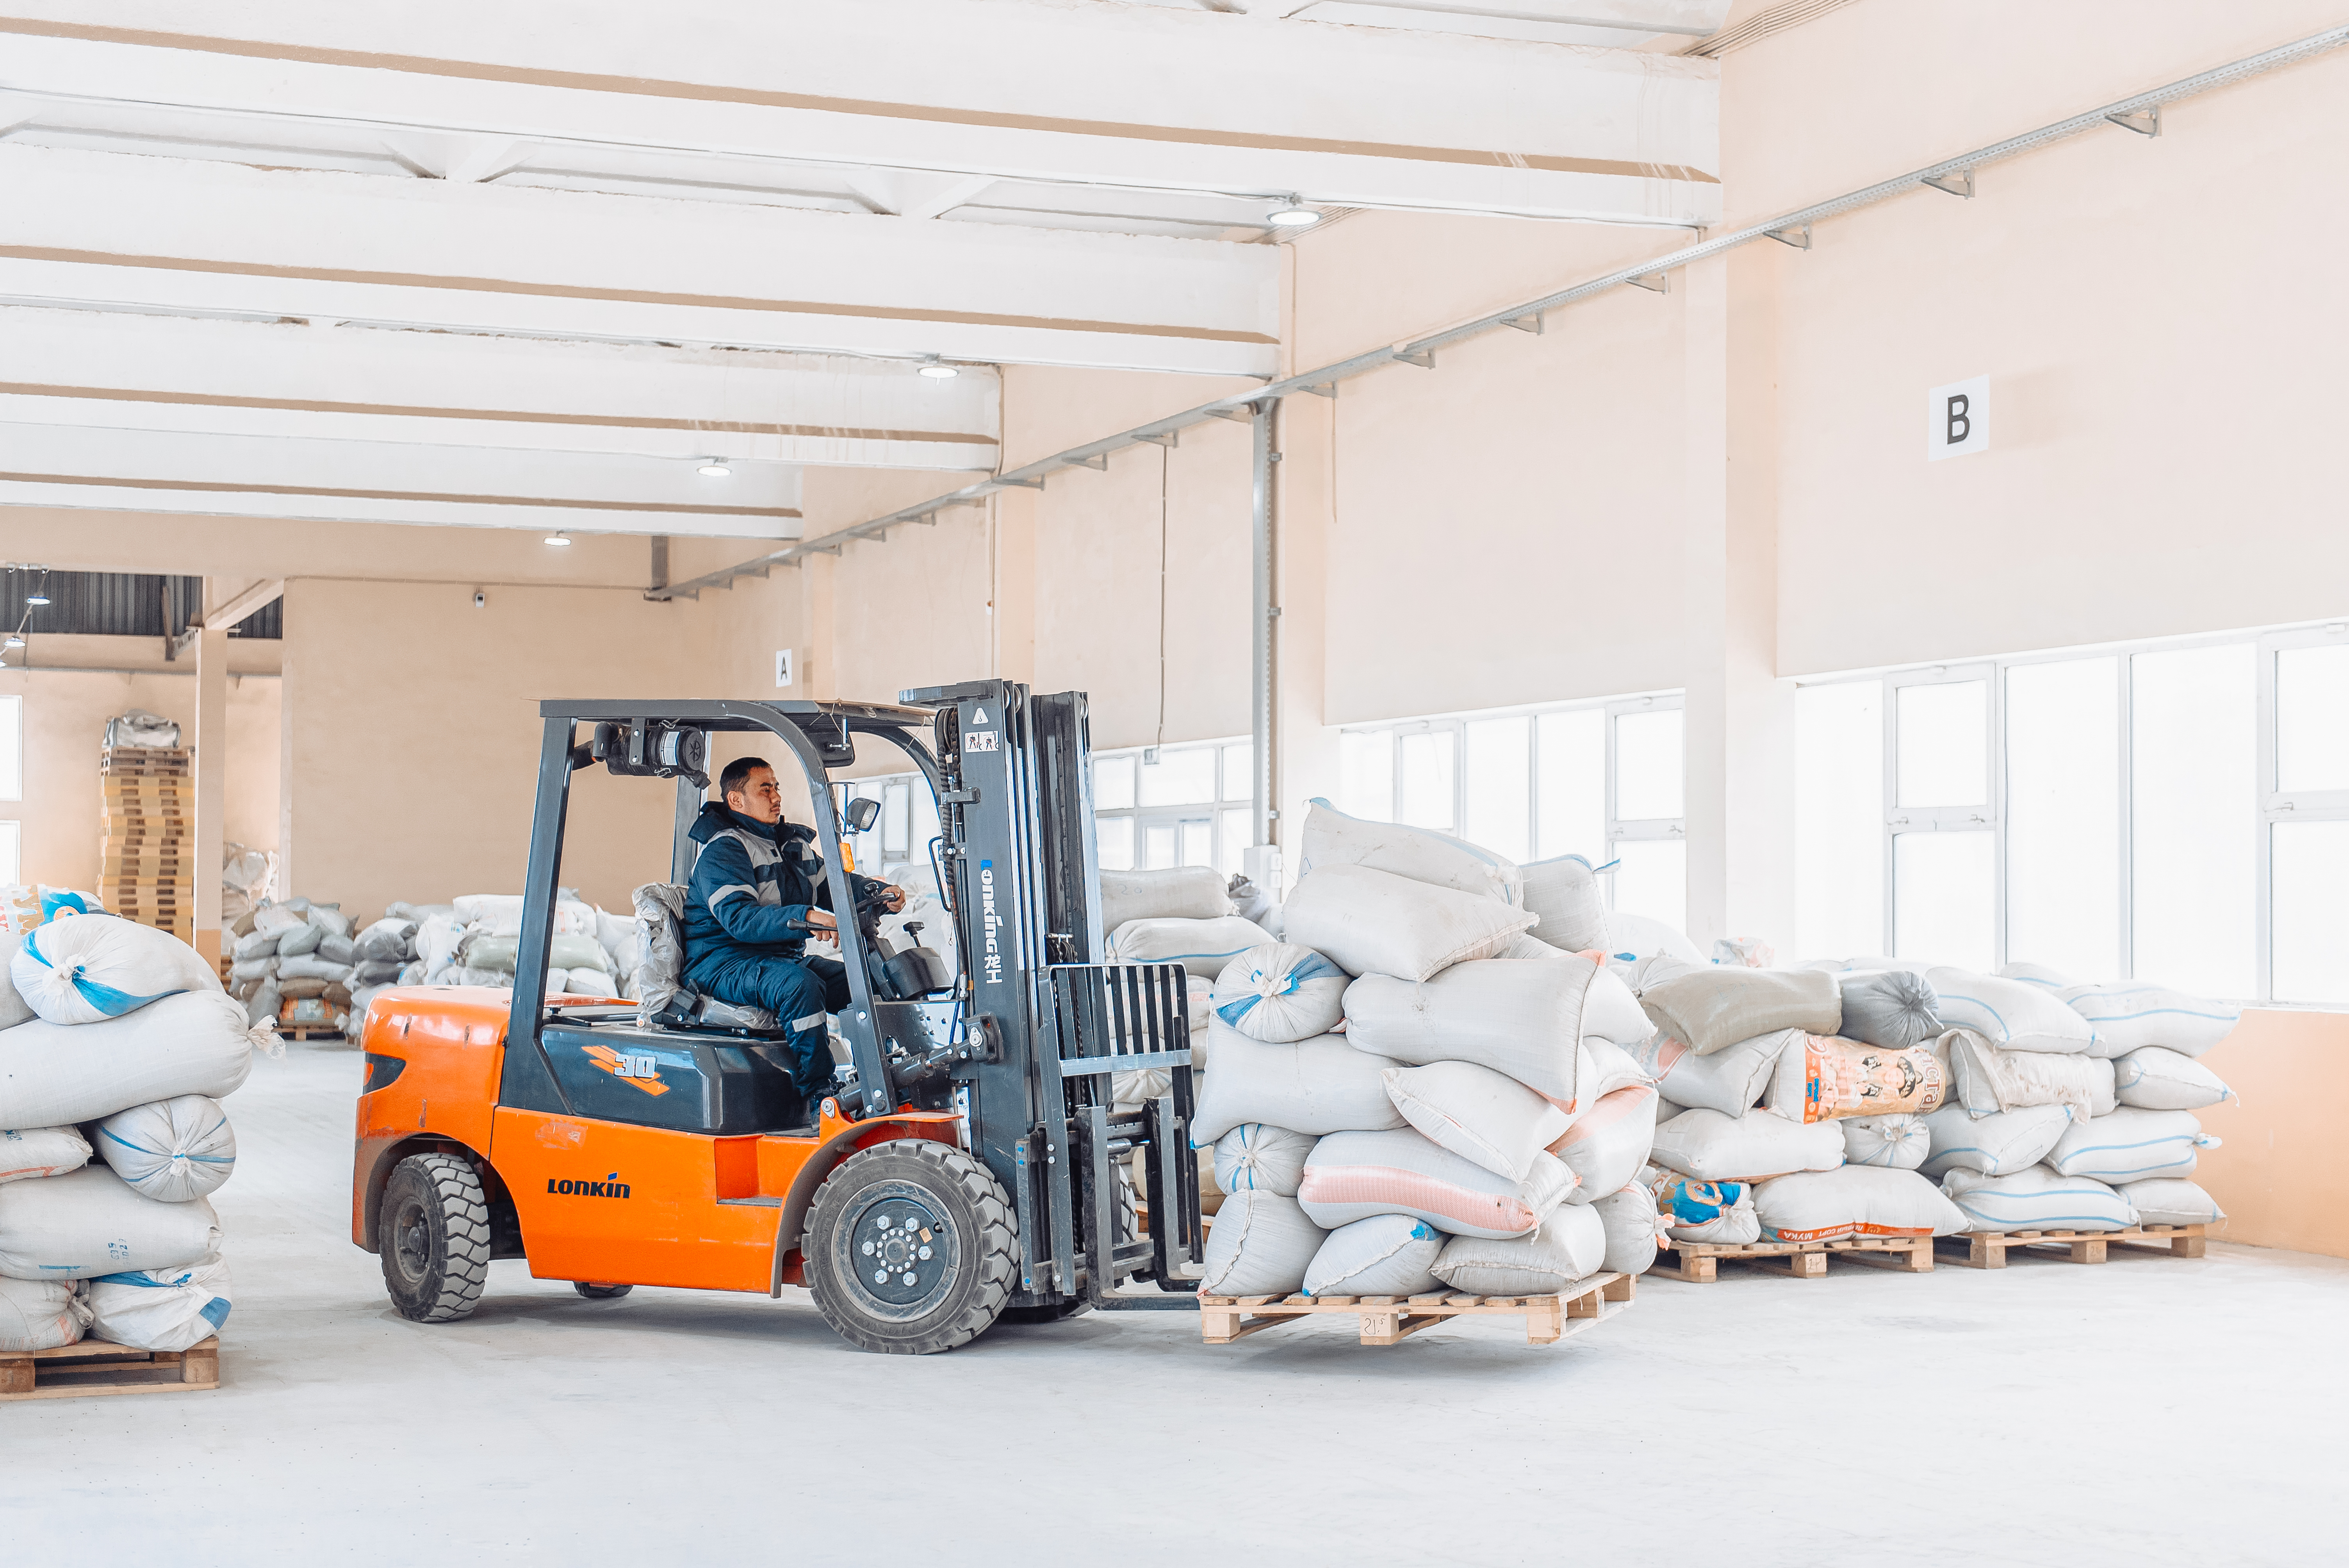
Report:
804,1140,1018,1355
383,1152,492,1324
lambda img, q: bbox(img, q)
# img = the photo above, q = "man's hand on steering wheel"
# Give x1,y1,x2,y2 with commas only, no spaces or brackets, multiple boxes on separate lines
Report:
877,884,907,914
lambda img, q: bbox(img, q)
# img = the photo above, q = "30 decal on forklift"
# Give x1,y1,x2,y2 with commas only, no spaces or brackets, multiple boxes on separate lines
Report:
980,860,1003,985
581,1043,669,1096
549,1172,632,1199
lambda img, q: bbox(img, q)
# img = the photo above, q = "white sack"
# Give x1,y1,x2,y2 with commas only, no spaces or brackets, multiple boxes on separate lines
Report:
2045,1107,2210,1183
1919,1103,2077,1179
1285,865,1533,984
1107,916,1276,982
1298,798,1523,905
11,915,222,1025
1649,1107,1845,1182
1546,1085,1659,1203
1517,855,1609,952
276,921,323,958
1840,1114,1930,1171
1212,1124,1315,1198
1639,966,1841,1057
1190,1024,1406,1143
1305,1215,1444,1297
1198,1189,1323,1297
1342,957,1641,1109
1432,1204,1607,1295
1605,912,1706,966
1941,1166,2137,1233
0,935,33,1032
1929,967,2097,1054
2,1124,93,1186
2112,1046,2232,1111
1299,1130,1572,1239
0,991,262,1129
1499,932,1574,962
1211,943,1349,1043
1610,951,1701,996
0,1165,221,1280
355,918,417,964
0,1275,89,1351
1111,1067,1171,1110
1836,969,1944,1051
1638,1029,1794,1116
2057,982,2240,1058
1100,867,1234,931
230,927,282,962
2117,1178,2225,1228
251,903,308,937
1996,961,2075,989
94,1096,236,1203
85,1259,232,1352
1593,1181,1665,1275
1581,1035,1652,1099
1383,1061,1569,1181
1752,1165,1966,1242
1941,1029,2115,1120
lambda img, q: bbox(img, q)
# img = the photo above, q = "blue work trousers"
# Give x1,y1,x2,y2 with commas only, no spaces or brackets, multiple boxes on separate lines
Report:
683,950,850,1105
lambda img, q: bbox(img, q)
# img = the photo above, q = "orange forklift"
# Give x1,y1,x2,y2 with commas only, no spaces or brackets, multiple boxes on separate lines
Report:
350,683,1203,1353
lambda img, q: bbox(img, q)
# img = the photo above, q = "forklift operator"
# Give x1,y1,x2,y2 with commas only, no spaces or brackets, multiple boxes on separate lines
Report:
683,756,905,1110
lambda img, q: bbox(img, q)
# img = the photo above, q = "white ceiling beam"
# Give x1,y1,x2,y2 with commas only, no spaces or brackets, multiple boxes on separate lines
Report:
0,423,806,539
0,144,1281,376
198,577,283,630
1261,0,1731,34
0,1,1720,224
0,306,1003,471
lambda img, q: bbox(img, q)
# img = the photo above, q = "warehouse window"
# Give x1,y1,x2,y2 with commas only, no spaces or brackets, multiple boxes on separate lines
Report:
1795,620,2349,1003
1333,693,1685,930
838,772,941,883
1093,738,1252,878
0,695,20,801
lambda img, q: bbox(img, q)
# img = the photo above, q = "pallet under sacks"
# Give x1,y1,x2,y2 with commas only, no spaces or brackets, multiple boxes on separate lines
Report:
1183,807,1658,1349
1,916,259,1383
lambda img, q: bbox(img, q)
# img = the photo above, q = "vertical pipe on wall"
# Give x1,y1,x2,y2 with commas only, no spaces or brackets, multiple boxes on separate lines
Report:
1251,398,1280,848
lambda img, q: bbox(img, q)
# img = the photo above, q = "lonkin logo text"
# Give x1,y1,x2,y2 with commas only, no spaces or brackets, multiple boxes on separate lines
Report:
549,1172,631,1199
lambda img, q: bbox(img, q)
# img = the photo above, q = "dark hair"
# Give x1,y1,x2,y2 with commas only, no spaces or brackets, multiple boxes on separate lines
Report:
719,756,774,798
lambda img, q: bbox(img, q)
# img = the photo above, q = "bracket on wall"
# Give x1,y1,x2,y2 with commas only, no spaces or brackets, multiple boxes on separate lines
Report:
1392,347,1435,368
994,474,1046,489
1922,169,1975,198
1500,312,1543,334
2105,105,2162,137
1299,381,1338,397
1066,453,1109,470
1206,406,1255,422
1136,430,1179,447
1625,272,1670,294
1765,223,1812,250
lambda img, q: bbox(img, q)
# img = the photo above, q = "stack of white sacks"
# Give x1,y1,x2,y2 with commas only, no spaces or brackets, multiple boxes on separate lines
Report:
225,896,361,1029
1786,959,2235,1235
1096,868,1236,1104
0,914,270,1356
1190,803,1670,1301
1626,960,1971,1251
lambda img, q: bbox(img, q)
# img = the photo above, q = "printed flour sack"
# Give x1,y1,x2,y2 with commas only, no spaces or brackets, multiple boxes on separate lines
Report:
1645,1167,1760,1245
85,1259,233,1353
1299,1129,1573,1238
0,991,264,1129
1763,1035,1947,1124
1211,943,1349,1043
11,914,223,1025
0,1165,221,1279
94,1096,237,1203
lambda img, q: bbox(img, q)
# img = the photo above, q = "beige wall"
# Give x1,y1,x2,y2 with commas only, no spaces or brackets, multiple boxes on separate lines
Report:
2190,1010,2349,1261
0,662,279,890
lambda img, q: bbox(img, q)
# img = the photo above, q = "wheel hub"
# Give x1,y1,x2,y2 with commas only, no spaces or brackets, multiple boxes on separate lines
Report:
848,1193,951,1309
393,1201,430,1280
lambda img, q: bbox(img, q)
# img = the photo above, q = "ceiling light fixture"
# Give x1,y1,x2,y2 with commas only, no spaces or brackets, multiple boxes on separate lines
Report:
544,531,572,547
3,635,21,648
24,592,48,606
697,457,732,477
916,356,959,380
1265,198,1322,229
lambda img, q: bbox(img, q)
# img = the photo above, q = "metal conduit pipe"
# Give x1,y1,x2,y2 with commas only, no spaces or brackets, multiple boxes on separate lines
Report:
649,19,2349,605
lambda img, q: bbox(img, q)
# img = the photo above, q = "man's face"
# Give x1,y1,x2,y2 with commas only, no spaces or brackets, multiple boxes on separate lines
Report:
726,765,784,825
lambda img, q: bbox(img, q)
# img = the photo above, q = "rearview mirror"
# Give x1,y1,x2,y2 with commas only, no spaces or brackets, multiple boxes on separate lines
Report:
844,796,882,834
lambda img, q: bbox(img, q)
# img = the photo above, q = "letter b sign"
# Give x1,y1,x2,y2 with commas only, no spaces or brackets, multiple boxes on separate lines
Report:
1928,375,1989,461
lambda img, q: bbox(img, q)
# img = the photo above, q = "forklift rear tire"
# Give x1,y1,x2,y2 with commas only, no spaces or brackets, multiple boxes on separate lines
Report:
379,1152,492,1323
802,1140,1018,1354
574,1283,633,1300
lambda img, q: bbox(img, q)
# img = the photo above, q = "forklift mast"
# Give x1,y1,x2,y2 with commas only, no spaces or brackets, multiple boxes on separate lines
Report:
903,680,1203,1311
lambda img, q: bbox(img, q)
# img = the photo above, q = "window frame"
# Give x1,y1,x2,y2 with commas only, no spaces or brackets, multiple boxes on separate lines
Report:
1802,617,2349,1004
1091,736,1254,878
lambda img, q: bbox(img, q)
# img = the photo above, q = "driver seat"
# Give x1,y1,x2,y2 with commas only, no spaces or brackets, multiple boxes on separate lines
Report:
630,882,786,1037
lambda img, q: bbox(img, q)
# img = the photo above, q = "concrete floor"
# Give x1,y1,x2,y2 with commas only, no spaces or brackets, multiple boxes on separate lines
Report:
4,1042,2339,1566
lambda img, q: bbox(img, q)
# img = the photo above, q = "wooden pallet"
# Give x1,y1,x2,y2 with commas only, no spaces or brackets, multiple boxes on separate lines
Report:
0,1336,219,1401
1652,1233,1936,1283
98,749,191,777
1937,1224,2206,1269
1199,1272,1634,1347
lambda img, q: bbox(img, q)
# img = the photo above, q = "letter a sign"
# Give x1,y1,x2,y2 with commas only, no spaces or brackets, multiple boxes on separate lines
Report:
1928,375,1989,461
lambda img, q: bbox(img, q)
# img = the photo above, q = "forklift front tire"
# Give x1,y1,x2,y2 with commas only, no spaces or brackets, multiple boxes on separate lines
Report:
379,1152,493,1324
802,1140,1018,1354
574,1282,633,1300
